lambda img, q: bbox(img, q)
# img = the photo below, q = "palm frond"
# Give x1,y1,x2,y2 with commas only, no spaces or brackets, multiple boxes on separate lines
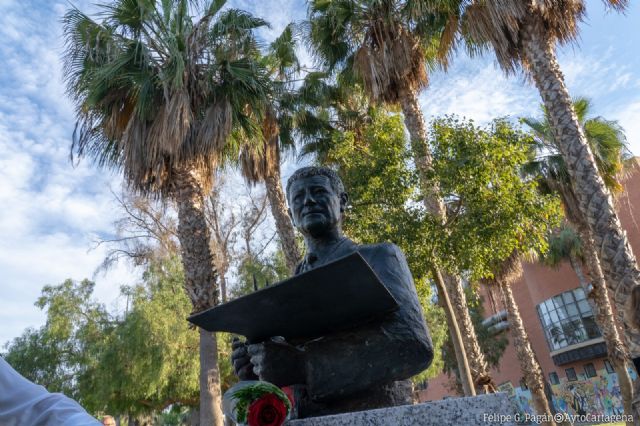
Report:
542,224,583,268
63,0,272,197
266,23,300,78
602,0,629,11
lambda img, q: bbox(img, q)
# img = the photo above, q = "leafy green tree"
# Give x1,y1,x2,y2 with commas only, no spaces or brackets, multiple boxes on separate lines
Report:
3,259,238,422
427,116,561,422
83,256,200,416
429,0,640,370
306,0,486,395
62,0,272,423
3,279,110,402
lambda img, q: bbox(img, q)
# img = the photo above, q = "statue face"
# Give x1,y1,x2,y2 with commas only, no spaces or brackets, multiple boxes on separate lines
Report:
287,175,346,238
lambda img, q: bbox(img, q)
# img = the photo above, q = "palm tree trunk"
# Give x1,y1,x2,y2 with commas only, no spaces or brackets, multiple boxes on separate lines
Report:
399,90,444,218
572,233,634,423
432,267,475,396
444,273,496,393
400,89,492,393
521,18,640,353
174,167,223,426
499,273,555,425
264,163,301,273
559,181,636,422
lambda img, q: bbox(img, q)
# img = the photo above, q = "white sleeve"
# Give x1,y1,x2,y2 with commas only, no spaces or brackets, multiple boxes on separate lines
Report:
0,357,100,426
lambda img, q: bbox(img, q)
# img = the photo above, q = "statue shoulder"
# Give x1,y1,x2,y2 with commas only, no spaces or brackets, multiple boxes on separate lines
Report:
356,242,405,264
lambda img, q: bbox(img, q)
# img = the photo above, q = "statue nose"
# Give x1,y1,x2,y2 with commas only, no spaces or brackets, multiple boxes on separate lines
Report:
303,191,317,205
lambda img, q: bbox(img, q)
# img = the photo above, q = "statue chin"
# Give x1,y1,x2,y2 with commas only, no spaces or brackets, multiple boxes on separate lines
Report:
301,217,332,237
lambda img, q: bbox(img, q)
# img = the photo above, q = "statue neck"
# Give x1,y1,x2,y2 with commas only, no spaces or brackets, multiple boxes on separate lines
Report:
303,229,347,261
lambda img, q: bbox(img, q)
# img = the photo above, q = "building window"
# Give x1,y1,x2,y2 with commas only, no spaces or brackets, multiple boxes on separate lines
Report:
566,368,577,381
536,287,601,351
584,363,597,378
604,359,615,374
549,372,560,385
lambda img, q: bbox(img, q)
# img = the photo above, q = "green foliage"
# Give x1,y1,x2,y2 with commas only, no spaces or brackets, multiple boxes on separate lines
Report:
541,225,583,268
522,97,630,201
2,257,238,418
83,256,200,415
428,117,563,280
3,279,110,401
232,250,290,299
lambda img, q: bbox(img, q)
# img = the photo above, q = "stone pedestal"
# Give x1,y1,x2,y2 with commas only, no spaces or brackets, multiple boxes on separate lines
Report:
286,393,517,426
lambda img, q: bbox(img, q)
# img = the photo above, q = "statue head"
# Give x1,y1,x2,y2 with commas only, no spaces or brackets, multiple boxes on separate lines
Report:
286,166,348,238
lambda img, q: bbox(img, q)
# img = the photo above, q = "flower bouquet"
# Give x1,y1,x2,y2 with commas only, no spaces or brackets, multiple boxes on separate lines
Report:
222,381,292,426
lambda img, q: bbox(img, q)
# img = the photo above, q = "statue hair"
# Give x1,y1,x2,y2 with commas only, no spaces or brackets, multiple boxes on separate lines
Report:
286,166,345,198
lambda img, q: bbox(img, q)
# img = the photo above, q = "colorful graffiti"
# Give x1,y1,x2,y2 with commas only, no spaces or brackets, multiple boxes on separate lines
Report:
497,381,535,419
502,367,637,421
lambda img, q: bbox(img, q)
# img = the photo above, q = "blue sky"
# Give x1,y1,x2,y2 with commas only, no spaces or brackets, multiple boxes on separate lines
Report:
1,0,639,346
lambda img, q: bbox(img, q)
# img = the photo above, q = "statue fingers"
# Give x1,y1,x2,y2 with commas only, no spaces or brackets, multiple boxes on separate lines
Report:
233,355,250,372
247,343,265,357
231,344,248,360
231,336,246,351
249,352,265,368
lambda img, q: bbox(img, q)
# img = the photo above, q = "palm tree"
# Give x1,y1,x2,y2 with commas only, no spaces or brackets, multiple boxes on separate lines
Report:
306,0,490,395
542,225,634,419
524,98,635,419
483,252,556,425
238,24,302,272
62,1,271,424
437,0,640,355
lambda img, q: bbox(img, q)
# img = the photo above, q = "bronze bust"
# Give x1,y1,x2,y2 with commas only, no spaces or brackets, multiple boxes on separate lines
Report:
232,166,433,418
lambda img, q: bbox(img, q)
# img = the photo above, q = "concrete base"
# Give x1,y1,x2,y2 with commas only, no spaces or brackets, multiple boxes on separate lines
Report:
286,393,517,425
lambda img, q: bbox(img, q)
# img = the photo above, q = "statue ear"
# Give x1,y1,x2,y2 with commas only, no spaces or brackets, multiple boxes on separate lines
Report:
339,192,348,212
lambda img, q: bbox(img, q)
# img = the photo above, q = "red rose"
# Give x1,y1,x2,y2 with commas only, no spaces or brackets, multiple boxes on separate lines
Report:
247,393,287,426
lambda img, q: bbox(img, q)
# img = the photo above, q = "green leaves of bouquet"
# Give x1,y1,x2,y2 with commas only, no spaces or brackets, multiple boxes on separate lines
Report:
224,381,292,426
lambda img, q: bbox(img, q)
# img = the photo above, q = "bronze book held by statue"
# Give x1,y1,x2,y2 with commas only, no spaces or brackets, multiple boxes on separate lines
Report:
187,252,399,343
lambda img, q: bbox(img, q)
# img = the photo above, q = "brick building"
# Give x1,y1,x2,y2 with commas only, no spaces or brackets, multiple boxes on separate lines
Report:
418,161,640,418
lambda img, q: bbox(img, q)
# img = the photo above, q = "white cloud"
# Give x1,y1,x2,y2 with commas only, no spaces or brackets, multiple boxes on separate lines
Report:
0,0,137,347
419,56,539,125
612,100,640,155
419,43,640,159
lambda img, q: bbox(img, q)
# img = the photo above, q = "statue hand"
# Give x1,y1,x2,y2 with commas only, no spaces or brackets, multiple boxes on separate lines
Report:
247,337,306,386
232,337,258,380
